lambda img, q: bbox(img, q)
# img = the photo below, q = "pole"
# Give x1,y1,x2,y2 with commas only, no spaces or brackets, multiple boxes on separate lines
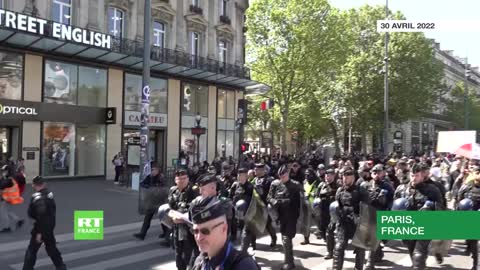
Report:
464,58,469,129
140,0,151,182
348,109,352,155
383,0,389,156
196,134,201,164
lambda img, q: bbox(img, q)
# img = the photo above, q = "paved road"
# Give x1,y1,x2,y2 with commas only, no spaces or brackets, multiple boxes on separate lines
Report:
0,180,476,269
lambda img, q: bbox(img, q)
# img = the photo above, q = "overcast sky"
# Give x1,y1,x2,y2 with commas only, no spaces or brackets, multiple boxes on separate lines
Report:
329,0,480,68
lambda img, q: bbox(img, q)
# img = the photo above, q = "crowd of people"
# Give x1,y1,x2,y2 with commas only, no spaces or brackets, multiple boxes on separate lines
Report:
137,150,480,270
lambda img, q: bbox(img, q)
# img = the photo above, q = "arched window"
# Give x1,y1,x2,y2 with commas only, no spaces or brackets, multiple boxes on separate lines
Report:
108,7,124,39
52,0,72,25
153,21,165,48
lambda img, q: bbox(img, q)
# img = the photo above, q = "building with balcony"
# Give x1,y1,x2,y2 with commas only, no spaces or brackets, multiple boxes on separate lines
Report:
0,0,266,180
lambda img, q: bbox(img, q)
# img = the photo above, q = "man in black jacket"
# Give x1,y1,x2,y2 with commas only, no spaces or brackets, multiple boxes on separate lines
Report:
22,176,66,270
133,163,167,241
268,165,303,270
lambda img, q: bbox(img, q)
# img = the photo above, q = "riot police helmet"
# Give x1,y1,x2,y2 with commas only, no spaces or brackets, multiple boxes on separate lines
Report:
392,198,409,210
458,198,474,210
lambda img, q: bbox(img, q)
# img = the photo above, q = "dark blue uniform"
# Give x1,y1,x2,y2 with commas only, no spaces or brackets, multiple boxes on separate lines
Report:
168,184,198,270
23,189,66,270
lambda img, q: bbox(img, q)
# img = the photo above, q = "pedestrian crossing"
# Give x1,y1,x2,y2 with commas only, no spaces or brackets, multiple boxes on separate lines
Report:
0,221,475,270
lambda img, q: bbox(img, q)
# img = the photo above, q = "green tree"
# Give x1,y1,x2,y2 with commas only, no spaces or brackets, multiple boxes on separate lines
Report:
246,0,349,153
332,6,447,151
446,83,480,130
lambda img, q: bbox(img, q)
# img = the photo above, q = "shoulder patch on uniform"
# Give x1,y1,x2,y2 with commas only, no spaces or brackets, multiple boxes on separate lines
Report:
47,192,54,199
32,192,41,198
272,179,281,185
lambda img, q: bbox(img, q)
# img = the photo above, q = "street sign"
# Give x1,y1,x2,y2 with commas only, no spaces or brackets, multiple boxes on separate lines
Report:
191,127,206,135
261,131,273,148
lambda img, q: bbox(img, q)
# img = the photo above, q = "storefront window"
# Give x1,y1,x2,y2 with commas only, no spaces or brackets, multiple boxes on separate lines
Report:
78,66,107,107
217,89,237,158
124,74,167,113
42,122,106,177
44,60,107,107
44,61,78,105
182,83,208,116
42,122,75,177
218,90,226,118
0,51,23,100
181,128,207,164
77,125,105,176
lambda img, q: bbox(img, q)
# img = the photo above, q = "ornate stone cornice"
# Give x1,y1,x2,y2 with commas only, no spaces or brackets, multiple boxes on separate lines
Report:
216,24,234,43
185,14,208,33
106,0,134,12
152,1,176,23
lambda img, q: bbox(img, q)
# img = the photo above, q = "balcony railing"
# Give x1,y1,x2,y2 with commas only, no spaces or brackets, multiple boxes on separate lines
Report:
189,5,203,15
220,15,231,25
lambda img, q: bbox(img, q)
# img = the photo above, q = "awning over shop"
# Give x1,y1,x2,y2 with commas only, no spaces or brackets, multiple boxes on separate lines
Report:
0,12,269,92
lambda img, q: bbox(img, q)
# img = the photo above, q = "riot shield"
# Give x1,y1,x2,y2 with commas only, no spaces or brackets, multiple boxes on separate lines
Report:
138,186,169,215
244,189,268,235
297,194,312,235
351,202,381,251
430,240,452,257
158,204,174,229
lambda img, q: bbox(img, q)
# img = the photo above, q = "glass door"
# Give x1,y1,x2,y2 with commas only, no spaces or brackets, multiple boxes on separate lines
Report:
0,127,9,163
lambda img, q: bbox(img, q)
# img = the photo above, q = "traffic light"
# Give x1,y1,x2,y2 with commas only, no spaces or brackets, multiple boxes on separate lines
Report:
241,143,250,153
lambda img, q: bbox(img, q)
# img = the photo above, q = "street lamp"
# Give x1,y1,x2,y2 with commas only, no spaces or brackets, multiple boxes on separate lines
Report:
191,112,206,164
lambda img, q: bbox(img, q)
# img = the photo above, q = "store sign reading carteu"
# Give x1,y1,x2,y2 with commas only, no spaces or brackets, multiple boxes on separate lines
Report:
124,111,167,127
0,9,111,49
0,103,38,115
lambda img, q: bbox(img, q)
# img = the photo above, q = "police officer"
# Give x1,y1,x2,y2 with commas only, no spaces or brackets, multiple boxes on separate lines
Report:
365,164,395,269
403,164,444,270
218,164,238,240
190,199,260,270
302,168,319,245
317,164,327,182
356,164,371,188
167,168,198,270
134,163,167,241
422,162,447,209
332,167,369,270
457,166,480,270
252,163,277,247
22,176,66,270
267,165,303,270
229,167,255,252
315,167,339,259
190,174,234,266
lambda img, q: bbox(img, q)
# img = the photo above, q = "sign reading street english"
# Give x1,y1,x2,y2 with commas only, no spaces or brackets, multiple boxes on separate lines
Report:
0,9,111,49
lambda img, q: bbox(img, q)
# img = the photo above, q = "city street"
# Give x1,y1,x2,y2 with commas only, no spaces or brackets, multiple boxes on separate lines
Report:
0,180,476,270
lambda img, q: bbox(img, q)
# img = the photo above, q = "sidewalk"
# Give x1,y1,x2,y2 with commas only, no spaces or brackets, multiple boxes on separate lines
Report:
0,179,145,243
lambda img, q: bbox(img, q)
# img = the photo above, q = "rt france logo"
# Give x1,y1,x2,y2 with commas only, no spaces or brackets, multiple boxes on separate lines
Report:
74,211,104,240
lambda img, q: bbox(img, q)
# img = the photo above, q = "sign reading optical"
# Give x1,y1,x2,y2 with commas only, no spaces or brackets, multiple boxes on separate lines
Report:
0,104,38,115
0,9,111,49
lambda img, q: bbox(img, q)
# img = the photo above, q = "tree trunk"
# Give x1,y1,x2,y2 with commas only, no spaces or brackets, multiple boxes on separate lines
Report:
281,108,289,154
361,130,367,153
329,119,341,156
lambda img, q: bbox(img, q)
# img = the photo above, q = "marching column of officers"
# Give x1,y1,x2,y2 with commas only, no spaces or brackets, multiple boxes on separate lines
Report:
152,158,480,270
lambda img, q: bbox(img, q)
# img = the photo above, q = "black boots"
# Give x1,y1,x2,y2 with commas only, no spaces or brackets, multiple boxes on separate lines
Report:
281,236,295,270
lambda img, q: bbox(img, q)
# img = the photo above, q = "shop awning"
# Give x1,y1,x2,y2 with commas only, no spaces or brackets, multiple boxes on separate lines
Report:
0,20,269,92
